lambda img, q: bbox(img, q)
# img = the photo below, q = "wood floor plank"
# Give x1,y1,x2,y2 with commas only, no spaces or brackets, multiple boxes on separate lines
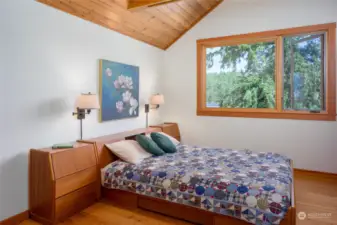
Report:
21,170,337,225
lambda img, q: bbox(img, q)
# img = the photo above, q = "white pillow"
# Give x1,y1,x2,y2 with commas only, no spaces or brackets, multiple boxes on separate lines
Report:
105,140,152,164
146,132,180,146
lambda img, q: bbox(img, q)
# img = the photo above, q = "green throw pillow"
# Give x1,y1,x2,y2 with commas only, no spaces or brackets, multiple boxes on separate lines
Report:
136,135,165,156
151,132,177,154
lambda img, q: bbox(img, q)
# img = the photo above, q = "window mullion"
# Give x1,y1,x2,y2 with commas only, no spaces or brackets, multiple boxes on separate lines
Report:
275,36,283,112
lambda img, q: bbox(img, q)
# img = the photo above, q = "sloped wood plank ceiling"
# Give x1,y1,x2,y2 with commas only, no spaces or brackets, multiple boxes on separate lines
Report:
37,0,224,50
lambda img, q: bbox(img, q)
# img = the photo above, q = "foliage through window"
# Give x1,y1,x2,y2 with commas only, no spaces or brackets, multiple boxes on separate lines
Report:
283,34,325,111
206,41,276,109
197,23,336,121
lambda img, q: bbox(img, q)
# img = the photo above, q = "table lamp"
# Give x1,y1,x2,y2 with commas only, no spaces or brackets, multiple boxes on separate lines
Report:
145,94,164,128
73,92,100,139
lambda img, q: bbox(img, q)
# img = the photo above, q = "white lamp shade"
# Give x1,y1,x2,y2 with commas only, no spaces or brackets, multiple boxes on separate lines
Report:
150,94,164,105
75,94,100,109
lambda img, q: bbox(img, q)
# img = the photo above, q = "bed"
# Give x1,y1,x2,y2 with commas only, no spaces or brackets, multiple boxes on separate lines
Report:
81,128,296,225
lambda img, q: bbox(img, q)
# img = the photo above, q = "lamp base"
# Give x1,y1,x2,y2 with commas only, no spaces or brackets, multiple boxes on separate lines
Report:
73,108,87,140
80,118,83,140
145,104,149,113
145,103,160,128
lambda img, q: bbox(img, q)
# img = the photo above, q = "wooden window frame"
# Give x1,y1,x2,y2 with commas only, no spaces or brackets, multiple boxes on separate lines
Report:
197,23,336,121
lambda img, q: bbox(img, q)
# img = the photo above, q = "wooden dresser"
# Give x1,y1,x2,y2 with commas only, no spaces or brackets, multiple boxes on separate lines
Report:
151,122,181,141
29,143,99,224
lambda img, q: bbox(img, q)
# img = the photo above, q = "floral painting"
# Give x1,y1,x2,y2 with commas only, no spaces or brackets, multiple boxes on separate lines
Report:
99,59,139,122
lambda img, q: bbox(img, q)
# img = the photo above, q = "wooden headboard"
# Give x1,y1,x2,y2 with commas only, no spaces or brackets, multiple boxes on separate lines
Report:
80,128,161,169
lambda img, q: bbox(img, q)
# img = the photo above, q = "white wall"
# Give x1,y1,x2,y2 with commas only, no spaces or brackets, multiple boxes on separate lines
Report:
0,0,164,220
163,0,337,173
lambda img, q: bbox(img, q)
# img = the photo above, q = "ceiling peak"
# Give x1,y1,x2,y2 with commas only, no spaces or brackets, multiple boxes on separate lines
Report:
37,0,224,50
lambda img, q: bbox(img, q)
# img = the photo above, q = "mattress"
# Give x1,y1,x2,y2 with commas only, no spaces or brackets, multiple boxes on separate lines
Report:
102,144,293,225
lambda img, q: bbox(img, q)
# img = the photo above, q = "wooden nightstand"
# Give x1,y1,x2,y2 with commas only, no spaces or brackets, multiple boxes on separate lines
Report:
29,142,99,224
150,122,181,141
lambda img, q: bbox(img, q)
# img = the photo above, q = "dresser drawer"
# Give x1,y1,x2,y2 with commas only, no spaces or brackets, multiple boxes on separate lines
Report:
55,166,97,198
55,183,97,221
52,145,96,179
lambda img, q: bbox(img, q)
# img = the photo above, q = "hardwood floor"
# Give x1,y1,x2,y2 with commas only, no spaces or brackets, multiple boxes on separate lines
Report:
293,170,337,225
21,170,337,225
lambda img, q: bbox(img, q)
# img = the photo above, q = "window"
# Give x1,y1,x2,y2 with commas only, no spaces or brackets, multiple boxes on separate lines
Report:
206,40,276,109
197,23,336,121
283,33,325,111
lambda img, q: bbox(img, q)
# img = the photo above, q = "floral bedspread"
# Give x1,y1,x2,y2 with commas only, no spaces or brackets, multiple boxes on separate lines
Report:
102,144,293,225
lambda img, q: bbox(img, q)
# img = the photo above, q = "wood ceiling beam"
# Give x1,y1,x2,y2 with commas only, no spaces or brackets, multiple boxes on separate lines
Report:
127,0,180,10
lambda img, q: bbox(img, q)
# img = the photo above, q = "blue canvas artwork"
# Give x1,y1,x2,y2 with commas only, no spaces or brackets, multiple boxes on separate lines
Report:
99,59,139,122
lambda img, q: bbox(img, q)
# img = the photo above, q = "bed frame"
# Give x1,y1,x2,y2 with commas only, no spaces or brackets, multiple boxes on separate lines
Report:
81,128,296,225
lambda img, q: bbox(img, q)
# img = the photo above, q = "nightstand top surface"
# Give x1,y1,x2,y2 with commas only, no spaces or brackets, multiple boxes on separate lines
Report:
33,142,89,153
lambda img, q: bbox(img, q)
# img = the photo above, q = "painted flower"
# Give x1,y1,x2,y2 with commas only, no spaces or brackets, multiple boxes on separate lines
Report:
116,101,124,113
124,76,133,89
129,97,139,115
118,74,126,85
114,80,120,89
113,75,124,89
122,90,132,103
114,74,133,90
105,68,112,77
